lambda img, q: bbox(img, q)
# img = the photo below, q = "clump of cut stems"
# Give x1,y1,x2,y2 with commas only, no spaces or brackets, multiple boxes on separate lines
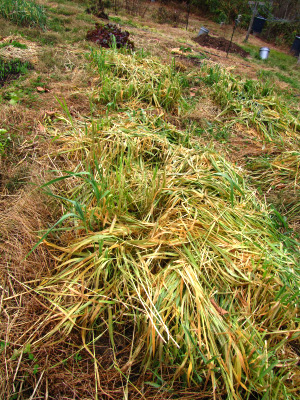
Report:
247,151,300,231
198,63,300,142
0,0,47,28
88,47,187,112
32,109,300,400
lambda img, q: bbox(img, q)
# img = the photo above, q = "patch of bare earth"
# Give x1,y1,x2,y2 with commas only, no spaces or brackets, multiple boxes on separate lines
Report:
193,34,249,58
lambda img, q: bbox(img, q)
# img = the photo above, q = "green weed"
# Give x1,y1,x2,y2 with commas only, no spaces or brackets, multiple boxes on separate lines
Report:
0,0,47,29
0,40,27,49
0,128,11,155
0,57,32,86
110,16,122,24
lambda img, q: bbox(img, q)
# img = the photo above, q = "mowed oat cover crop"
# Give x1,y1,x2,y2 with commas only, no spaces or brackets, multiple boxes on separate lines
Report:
31,47,299,399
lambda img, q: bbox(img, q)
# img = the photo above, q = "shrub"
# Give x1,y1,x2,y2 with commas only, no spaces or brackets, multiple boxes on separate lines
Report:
262,20,300,47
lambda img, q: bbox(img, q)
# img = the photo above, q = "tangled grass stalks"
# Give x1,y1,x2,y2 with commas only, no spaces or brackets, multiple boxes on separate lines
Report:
197,64,300,142
88,47,188,112
246,151,300,231
247,151,299,190
0,0,46,29
31,111,300,400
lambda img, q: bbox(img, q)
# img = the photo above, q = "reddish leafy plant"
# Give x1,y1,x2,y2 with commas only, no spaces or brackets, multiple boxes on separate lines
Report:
86,23,134,50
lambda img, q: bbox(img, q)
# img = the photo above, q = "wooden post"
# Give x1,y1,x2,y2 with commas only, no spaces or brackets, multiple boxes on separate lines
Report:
186,0,191,31
244,1,259,42
244,1,265,43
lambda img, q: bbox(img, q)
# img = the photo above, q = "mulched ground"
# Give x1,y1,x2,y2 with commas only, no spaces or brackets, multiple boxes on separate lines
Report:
193,34,250,58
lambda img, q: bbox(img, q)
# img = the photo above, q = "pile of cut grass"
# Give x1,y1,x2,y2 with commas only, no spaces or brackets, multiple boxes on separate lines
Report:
197,63,300,142
31,109,300,400
0,0,46,28
88,47,188,112
247,151,300,231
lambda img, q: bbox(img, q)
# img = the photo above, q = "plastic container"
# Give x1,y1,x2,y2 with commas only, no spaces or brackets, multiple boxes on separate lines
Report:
259,47,270,60
291,36,300,57
252,16,266,34
198,27,209,36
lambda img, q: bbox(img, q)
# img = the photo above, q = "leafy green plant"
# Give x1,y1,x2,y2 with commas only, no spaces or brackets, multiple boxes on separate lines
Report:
0,340,8,352
0,128,11,155
205,121,231,142
0,0,47,28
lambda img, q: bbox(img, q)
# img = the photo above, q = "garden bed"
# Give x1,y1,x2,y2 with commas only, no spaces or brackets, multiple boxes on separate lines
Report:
193,34,250,58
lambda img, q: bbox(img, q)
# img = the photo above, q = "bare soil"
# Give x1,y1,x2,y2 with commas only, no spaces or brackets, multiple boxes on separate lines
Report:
193,34,250,58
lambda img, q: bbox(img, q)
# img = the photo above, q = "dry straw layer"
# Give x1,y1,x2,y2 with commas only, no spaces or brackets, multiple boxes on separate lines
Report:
247,151,300,230
88,46,187,112
33,107,299,400
196,63,300,143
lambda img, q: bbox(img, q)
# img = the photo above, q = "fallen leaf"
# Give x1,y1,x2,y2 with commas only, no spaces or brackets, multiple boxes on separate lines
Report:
36,123,46,134
44,110,56,116
36,87,50,93
210,298,229,316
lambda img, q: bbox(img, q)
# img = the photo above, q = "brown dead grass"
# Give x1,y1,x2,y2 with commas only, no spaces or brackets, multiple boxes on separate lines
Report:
225,124,279,163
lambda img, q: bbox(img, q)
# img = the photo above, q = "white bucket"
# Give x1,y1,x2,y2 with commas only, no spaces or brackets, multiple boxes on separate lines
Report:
198,27,209,36
259,47,270,60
